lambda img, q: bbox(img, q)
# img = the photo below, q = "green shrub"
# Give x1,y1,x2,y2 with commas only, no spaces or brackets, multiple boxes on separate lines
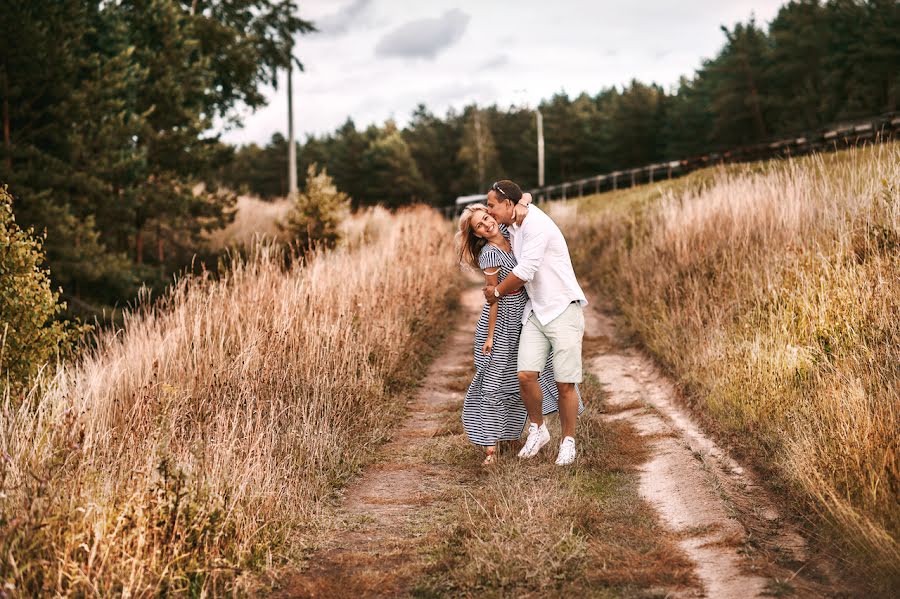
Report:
0,185,85,395
283,164,350,250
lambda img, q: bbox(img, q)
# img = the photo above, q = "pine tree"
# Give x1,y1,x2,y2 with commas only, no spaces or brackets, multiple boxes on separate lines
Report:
819,0,900,120
539,93,580,184
0,0,313,311
706,20,773,146
767,0,829,131
608,81,666,169
484,104,537,189
283,164,349,250
361,127,433,207
330,119,370,208
863,0,900,114
225,137,287,199
0,0,142,306
569,92,610,178
403,105,463,205
663,75,715,157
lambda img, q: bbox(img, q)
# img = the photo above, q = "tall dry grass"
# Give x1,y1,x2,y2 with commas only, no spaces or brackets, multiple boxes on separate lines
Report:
204,194,293,251
204,194,395,253
557,143,899,591
0,206,459,595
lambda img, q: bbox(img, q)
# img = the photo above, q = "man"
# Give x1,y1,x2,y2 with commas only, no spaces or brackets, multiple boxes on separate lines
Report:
483,180,587,466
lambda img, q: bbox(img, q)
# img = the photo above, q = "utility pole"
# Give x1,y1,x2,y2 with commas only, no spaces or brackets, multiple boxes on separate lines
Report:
474,106,485,189
536,108,545,187
287,44,298,199
2,68,10,171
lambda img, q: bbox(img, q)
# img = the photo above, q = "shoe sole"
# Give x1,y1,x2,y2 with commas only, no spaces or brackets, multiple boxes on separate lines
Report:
518,434,550,459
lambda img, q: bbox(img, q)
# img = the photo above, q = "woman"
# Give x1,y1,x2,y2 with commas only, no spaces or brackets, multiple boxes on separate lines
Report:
455,203,580,465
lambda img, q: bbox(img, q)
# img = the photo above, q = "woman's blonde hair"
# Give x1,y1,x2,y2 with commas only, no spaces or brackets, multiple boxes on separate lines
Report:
454,203,490,270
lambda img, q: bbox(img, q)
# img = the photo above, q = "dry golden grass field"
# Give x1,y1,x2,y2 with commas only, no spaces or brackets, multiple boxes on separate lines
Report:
555,142,899,592
0,206,458,595
204,195,294,251
2,143,897,597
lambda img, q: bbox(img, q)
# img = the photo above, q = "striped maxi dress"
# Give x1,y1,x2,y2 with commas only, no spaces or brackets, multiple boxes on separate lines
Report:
462,241,584,447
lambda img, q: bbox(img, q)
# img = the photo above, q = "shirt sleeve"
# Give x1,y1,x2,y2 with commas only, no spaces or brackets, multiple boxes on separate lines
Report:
479,246,502,270
511,223,548,282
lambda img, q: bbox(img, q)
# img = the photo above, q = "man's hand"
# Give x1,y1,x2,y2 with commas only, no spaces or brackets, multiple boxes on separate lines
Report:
483,285,499,305
481,336,494,355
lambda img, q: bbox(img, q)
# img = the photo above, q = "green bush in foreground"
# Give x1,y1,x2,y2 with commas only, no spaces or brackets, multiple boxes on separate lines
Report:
0,186,84,395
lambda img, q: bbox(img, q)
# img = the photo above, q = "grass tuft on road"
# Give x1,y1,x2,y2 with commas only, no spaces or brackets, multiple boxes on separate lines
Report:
415,375,697,598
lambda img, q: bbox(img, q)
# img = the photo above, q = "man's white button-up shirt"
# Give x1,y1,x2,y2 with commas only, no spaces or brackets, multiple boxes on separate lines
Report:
509,204,587,325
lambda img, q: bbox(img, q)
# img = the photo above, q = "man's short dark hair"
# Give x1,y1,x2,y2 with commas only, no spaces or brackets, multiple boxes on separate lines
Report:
491,180,523,204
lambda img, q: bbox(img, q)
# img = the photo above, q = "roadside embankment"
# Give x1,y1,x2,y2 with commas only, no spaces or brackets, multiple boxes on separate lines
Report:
0,206,459,595
556,143,899,594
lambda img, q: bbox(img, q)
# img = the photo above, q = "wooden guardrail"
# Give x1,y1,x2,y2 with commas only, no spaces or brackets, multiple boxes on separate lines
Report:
447,111,899,217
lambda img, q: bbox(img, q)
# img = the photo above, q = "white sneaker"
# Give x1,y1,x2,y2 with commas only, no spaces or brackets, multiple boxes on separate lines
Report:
555,436,577,466
518,422,550,459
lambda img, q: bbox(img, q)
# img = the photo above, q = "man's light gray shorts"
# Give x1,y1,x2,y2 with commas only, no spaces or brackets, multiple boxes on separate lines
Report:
517,302,584,383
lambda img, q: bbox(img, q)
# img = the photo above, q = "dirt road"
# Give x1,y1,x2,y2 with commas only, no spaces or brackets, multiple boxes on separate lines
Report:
274,284,834,598
272,285,483,597
583,305,833,598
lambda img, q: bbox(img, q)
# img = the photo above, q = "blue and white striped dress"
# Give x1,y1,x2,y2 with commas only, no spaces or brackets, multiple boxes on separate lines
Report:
462,240,583,447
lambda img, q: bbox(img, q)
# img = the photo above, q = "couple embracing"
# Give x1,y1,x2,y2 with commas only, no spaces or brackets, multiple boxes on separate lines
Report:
455,180,587,466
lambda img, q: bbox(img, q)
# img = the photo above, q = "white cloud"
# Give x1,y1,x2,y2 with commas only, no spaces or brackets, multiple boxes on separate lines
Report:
374,9,470,60
220,0,788,146
313,0,374,37
477,54,510,72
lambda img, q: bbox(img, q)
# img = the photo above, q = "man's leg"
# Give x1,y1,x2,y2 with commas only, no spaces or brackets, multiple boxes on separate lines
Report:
517,315,552,458
517,314,552,421
556,382,579,438
517,370,544,427
545,303,585,463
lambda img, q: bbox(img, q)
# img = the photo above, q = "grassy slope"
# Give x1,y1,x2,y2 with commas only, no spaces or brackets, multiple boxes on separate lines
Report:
0,207,460,595
556,143,899,593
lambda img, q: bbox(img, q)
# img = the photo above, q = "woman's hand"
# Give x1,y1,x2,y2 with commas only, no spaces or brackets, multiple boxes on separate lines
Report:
513,194,531,224
482,336,494,355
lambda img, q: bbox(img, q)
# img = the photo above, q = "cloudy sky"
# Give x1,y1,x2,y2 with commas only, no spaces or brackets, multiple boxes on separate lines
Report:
220,0,787,146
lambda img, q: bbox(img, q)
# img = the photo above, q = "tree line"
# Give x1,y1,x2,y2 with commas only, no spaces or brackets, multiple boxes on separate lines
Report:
1,0,312,314
1,0,898,315
226,0,899,208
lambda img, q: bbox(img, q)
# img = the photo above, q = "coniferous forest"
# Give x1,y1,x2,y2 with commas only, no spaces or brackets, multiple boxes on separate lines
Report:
2,0,899,314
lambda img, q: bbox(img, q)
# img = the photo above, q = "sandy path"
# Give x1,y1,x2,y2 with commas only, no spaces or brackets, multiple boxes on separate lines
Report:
272,285,484,598
584,300,835,598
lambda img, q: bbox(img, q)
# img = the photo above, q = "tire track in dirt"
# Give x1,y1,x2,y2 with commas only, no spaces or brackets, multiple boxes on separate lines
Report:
272,284,484,598
584,298,839,598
